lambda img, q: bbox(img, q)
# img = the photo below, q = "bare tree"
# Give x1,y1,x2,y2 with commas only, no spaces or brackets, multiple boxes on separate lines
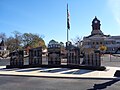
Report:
12,31,22,50
6,36,16,52
0,33,6,40
71,36,82,46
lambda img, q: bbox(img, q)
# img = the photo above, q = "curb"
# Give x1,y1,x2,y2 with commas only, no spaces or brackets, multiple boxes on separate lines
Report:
0,73,118,80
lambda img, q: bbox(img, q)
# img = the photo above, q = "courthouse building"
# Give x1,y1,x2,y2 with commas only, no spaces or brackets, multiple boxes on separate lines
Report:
82,16,120,53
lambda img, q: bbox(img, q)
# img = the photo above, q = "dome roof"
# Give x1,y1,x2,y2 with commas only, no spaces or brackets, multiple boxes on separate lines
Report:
49,39,58,44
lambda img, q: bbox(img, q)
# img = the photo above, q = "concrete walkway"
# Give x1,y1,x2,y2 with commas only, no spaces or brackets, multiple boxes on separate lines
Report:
0,66,120,79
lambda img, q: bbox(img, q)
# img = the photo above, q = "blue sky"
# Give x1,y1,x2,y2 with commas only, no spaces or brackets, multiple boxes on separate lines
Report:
1,0,120,45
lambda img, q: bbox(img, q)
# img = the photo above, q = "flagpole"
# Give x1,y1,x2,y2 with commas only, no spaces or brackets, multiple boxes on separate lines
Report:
67,28,69,42
67,3,69,43
67,3,70,65
67,4,68,42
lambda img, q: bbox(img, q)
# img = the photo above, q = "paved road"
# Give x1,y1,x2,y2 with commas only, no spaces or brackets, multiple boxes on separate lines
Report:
0,75,119,90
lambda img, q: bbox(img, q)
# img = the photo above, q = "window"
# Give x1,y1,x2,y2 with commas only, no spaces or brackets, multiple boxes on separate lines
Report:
105,42,108,44
96,42,99,45
88,42,90,45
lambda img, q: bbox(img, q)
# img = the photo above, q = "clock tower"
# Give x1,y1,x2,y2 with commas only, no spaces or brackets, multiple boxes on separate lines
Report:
91,16,104,35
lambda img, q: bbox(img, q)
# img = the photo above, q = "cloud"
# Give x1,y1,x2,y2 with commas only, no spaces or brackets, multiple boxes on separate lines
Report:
107,0,120,25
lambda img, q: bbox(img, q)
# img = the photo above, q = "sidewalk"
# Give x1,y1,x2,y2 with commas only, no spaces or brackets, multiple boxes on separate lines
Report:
0,66,120,79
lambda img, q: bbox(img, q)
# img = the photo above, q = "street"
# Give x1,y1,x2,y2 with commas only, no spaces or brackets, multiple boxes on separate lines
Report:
0,75,120,90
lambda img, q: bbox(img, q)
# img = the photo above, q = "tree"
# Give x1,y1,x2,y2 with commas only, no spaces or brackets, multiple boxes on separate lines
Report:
1,31,46,52
71,36,82,46
71,36,84,53
0,33,6,40
22,33,46,49
99,45,107,53
12,31,22,50
6,36,17,52
5,31,22,52
22,33,33,46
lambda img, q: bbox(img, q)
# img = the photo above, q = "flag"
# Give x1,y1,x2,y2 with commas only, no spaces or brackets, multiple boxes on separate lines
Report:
67,4,70,30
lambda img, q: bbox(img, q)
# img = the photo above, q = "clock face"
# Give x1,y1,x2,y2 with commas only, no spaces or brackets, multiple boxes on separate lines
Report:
94,20,98,23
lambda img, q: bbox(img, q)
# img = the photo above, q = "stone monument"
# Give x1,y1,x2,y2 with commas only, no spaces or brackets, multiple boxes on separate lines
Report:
66,42,80,65
29,47,42,65
10,50,24,66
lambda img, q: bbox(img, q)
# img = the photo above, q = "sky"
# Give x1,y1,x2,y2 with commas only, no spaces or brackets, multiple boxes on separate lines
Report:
1,0,120,45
